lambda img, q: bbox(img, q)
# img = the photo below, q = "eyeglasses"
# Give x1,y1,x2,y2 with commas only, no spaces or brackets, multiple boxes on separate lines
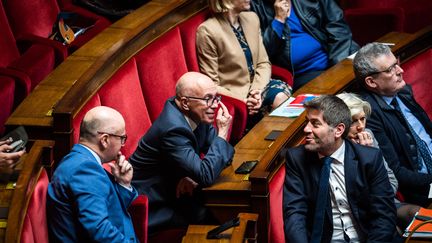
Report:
97,131,128,145
184,95,221,107
367,57,400,77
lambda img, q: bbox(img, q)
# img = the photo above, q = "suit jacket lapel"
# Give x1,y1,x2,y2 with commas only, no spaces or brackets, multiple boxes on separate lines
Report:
344,141,360,219
239,13,257,66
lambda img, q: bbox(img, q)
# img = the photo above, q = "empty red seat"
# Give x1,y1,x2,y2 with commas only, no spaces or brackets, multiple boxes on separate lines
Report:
0,75,15,135
3,0,110,54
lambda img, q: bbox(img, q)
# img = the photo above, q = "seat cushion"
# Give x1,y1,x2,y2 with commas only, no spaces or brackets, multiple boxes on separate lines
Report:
402,49,432,119
135,27,188,121
0,76,15,135
268,165,286,243
99,58,152,158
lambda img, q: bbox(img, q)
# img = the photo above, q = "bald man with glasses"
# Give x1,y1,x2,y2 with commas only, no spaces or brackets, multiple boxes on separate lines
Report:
47,106,138,242
129,72,234,233
355,42,432,207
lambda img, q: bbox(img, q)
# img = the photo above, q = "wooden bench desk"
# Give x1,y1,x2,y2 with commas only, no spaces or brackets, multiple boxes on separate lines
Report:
182,213,258,243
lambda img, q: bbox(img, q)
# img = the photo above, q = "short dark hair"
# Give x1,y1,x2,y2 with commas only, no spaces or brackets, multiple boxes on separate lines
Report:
304,95,352,138
353,42,393,84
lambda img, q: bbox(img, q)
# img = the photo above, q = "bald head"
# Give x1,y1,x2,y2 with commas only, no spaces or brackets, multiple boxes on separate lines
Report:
176,72,215,98
79,106,125,142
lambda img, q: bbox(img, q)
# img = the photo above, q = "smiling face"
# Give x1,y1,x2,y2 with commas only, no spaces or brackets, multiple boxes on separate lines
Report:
303,109,342,155
366,53,406,96
187,81,219,124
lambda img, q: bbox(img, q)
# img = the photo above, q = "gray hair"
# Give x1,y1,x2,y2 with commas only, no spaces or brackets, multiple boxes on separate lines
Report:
304,95,352,138
336,92,371,118
353,42,393,84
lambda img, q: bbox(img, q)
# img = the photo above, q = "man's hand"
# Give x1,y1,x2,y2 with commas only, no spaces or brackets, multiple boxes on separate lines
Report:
274,0,291,23
246,90,263,115
176,177,198,198
109,152,133,188
352,131,374,147
0,138,25,169
216,102,233,140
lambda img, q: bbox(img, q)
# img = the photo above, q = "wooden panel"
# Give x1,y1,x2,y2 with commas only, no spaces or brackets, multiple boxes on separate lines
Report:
0,140,54,243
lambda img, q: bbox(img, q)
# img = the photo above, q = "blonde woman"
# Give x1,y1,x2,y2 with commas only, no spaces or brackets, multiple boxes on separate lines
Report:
196,0,291,116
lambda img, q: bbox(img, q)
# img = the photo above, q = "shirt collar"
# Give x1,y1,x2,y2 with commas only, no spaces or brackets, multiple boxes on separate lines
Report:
381,95,397,106
184,115,198,131
77,143,102,165
319,140,345,164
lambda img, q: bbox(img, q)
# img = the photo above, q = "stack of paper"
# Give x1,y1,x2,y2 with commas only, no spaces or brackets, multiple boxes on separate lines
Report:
404,207,432,238
270,94,319,118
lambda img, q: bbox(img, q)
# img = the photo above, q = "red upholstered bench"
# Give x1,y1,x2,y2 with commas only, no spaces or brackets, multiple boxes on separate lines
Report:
402,48,432,119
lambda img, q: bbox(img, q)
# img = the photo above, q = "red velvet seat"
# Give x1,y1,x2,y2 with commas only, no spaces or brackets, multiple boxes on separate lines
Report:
135,27,188,122
21,169,49,243
340,0,432,45
3,0,110,54
0,0,63,106
268,165,286,243
0,75,15,135
402,48,432,119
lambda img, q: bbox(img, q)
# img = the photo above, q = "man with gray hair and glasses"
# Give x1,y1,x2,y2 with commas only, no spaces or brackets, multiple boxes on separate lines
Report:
355,42,432,207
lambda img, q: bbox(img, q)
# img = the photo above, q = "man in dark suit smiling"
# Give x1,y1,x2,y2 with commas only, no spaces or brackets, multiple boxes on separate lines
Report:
283,95,396,243
130,72,234,233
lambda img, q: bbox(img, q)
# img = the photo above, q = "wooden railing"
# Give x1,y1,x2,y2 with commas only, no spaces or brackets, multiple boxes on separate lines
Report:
0,140,54,243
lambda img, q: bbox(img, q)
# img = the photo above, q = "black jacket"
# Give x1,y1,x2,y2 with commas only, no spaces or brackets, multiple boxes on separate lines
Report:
250,0,359,74
361,85,432,207
283,141,396,243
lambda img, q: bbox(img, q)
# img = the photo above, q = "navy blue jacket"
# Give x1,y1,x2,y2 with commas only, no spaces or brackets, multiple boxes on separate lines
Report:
283,140,396,243
129,98,234,232
362,85,432,207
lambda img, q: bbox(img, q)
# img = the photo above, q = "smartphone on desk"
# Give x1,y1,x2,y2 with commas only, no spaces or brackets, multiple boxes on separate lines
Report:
235,160,258,174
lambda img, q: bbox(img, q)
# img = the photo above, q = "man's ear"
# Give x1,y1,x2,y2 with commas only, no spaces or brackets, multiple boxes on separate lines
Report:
179,97,190,111
364,76,377,89
334,123,346,139
100,134,109,149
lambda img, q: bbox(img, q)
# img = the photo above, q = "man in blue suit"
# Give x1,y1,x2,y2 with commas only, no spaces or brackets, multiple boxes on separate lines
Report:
130,72,234,233
283,95,396,242
355,43,432,207
47,106,138,242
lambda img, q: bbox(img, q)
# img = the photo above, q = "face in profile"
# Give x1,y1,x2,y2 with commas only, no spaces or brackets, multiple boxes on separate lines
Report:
303,109,338,154
348,111,366,140
368,54,405,96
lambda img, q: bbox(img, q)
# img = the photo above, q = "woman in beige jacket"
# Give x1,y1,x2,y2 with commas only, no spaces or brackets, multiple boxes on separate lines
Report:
196,0,291,115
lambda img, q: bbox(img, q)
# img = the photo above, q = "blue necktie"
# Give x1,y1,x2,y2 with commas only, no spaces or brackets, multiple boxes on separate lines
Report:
392,98,432,173
310,156,332,243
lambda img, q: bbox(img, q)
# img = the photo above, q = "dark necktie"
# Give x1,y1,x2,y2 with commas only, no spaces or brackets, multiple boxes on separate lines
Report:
310,156,333,243
392,98,432,173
